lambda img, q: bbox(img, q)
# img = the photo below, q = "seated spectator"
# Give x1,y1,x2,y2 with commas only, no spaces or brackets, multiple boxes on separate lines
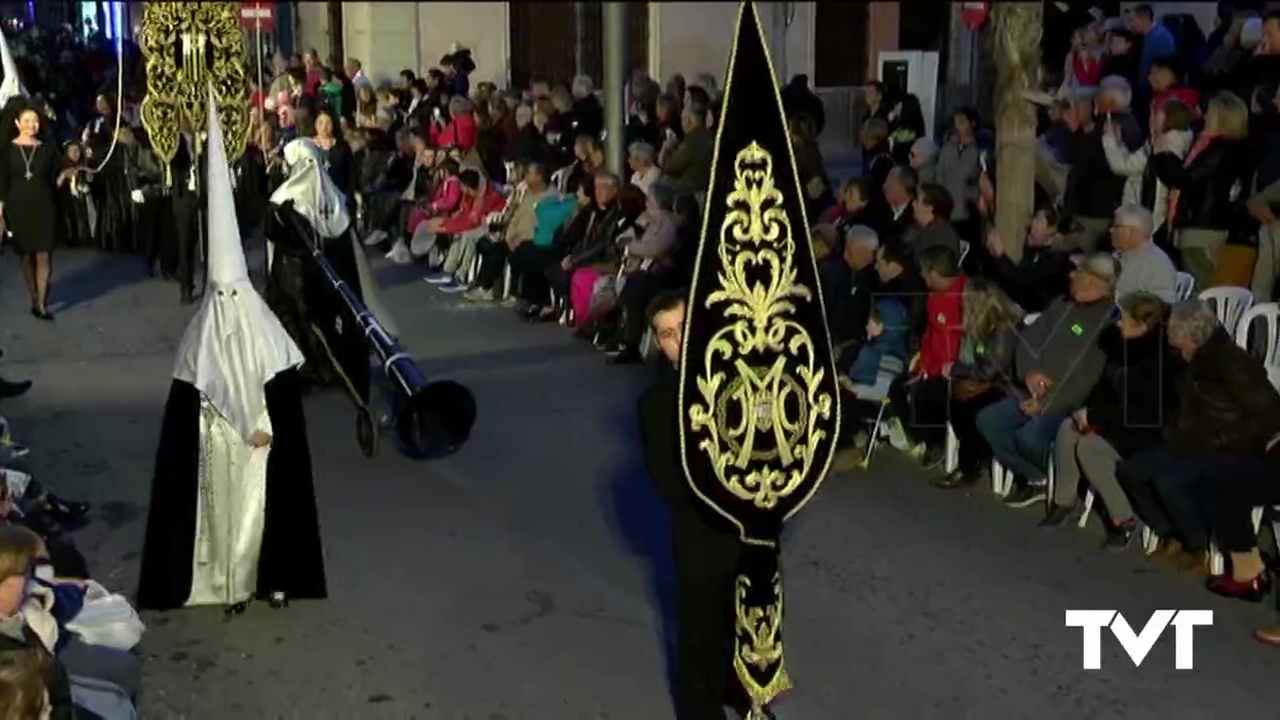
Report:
820,179,885,238
654,93,683,146
353,83,379,129
565,175,635,327
872,240,928,339
430,96,478,156
983,206,1074,313
628,142,661,197
467,163,572,302
885,246,966,466
978,254,1117,507
1043,292,1177,548
362,128,419,249
568,134,608,191
508,103,552,167
933,278,1023,489
859,118,894,192
567,75,605,142
0,527,74,718
933,107,983,241
820,224,882,370
0,647,55,719
603,181,682,363
908,137,937,185
879,165,918,245
422,169,507,291
1147,55,1200,123
1150,92,1253,286
510,175,605,321
1101,97,1194,249
659,96,713,198
1119,299,1280,576
904,183,962,263
1109,203,1178,301
833,300,910,468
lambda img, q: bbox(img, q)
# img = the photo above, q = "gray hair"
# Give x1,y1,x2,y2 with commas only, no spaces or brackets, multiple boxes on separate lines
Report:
573,75,595,93
1099,75,1132,110
843,224,880,250
1114,203,1153,236
595,171,621,189
628,141,656,165
649,180,677,212
1168,299,1220,346
910,137,937,161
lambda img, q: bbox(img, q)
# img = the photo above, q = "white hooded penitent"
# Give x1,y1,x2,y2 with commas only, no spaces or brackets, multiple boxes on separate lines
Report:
172,87,304,441
0,28,25,106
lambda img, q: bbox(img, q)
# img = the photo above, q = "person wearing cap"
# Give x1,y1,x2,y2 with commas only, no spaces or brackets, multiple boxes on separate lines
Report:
976,254,1117,508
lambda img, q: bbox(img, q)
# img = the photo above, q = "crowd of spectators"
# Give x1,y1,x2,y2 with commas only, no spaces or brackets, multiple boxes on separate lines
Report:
816,3,1280,641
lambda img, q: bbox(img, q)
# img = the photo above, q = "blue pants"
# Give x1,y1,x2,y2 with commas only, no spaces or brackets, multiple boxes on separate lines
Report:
1116,446,1211,551
975,397,1066,484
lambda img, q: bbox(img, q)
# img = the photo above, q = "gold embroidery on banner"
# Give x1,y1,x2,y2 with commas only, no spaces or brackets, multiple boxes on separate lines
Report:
139,1,250,184
733,572,792,702
687,141,834,511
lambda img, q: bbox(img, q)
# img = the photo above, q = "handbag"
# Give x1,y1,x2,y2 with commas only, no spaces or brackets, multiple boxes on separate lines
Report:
65,580,146,652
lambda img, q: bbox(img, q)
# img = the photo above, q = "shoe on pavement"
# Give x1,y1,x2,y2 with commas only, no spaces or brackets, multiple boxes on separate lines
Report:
463,287,495,303
1003,482,1046,509
1101,520,1135,551
1038,503,1074,528
363,229,388,246
932,469,980,489
438,281,469,293
424,272,455,285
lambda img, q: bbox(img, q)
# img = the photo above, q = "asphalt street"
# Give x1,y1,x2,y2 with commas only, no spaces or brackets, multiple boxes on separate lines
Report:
2,246,1278,719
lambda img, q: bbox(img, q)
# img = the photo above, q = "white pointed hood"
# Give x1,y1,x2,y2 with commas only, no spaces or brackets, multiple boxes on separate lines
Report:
172,87,304,441
0,29,23,106
270,138,350,237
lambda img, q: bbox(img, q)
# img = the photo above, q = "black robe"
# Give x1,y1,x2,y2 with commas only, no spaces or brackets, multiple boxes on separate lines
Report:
135,371,327,611
263,202,372,403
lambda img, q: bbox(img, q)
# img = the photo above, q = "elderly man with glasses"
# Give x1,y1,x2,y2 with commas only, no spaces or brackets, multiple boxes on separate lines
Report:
1110,203,1178,302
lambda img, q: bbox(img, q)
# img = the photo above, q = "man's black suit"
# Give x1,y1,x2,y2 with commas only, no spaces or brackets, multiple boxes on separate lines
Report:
638,360,744,720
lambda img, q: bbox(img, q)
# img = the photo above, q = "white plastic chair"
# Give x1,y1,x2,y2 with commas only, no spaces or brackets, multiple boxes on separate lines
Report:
958,239,971,266
1234,302,1280,387
551,166,574,194
1174,271,1196,301
1198,286,1255,337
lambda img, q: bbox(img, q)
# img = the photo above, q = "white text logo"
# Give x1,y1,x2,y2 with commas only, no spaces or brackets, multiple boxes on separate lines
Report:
1065,610,1213,669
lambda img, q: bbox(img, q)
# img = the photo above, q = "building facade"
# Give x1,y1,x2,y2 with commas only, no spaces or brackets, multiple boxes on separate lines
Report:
293,1,903,91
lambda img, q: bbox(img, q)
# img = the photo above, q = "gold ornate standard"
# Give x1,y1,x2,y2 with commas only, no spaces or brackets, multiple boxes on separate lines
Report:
138,1,250,184
676,2,840,718
687,141,833,515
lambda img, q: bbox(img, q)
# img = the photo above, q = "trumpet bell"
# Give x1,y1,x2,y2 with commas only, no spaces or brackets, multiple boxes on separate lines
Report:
395,380,477,459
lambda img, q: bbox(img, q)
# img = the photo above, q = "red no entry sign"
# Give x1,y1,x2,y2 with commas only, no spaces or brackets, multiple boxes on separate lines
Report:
240,1,276,32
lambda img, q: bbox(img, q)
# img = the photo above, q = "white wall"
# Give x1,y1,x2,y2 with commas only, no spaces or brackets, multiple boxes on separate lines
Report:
415,2,509,86
649,1,814,88
343,3,419,87
294,1,330,60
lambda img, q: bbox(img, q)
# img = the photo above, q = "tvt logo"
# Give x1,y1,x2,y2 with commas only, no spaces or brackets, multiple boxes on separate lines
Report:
1065,610,1213,669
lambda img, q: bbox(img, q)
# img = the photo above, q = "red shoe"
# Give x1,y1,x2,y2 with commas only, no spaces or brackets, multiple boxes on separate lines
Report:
1206,571,1272,602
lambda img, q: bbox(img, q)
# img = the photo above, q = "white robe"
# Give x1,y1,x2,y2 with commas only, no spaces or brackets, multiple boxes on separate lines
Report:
185,395,273,607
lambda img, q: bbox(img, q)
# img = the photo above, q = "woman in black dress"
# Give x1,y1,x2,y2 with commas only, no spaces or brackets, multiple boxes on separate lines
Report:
0,107,74,320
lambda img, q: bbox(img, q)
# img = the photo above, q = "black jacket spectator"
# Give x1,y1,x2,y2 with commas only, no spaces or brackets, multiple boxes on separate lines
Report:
1151,137,1254,234
1166,327,1280,456
986,243,1073,313
781,74,825,134
1086,323,1181,457
1063,124,1129,222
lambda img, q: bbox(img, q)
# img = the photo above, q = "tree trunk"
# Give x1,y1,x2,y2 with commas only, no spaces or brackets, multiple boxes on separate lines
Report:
989,2,1042,262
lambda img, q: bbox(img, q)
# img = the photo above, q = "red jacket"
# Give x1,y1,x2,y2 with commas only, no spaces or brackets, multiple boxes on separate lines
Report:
430,114,477,151
426,175,463,216
439,185,505,235
1151,87,1201,117
918,274,966,378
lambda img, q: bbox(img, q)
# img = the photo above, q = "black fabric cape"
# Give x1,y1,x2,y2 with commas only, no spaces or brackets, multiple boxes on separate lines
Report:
263,202,371,403
135,370,328,611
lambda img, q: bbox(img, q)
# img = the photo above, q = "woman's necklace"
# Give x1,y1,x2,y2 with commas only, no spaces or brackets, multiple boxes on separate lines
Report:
16,143,36,181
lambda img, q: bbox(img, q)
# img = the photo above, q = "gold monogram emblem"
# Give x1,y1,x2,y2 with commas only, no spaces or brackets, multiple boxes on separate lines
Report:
687,142,834,511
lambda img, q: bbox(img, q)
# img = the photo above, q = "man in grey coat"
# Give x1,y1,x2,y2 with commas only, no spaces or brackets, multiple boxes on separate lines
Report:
976,254,1118,507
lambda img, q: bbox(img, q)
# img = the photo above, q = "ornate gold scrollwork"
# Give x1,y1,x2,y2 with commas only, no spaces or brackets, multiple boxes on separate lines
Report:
687,141,835,511
733,571,790,709
138,1,249,183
